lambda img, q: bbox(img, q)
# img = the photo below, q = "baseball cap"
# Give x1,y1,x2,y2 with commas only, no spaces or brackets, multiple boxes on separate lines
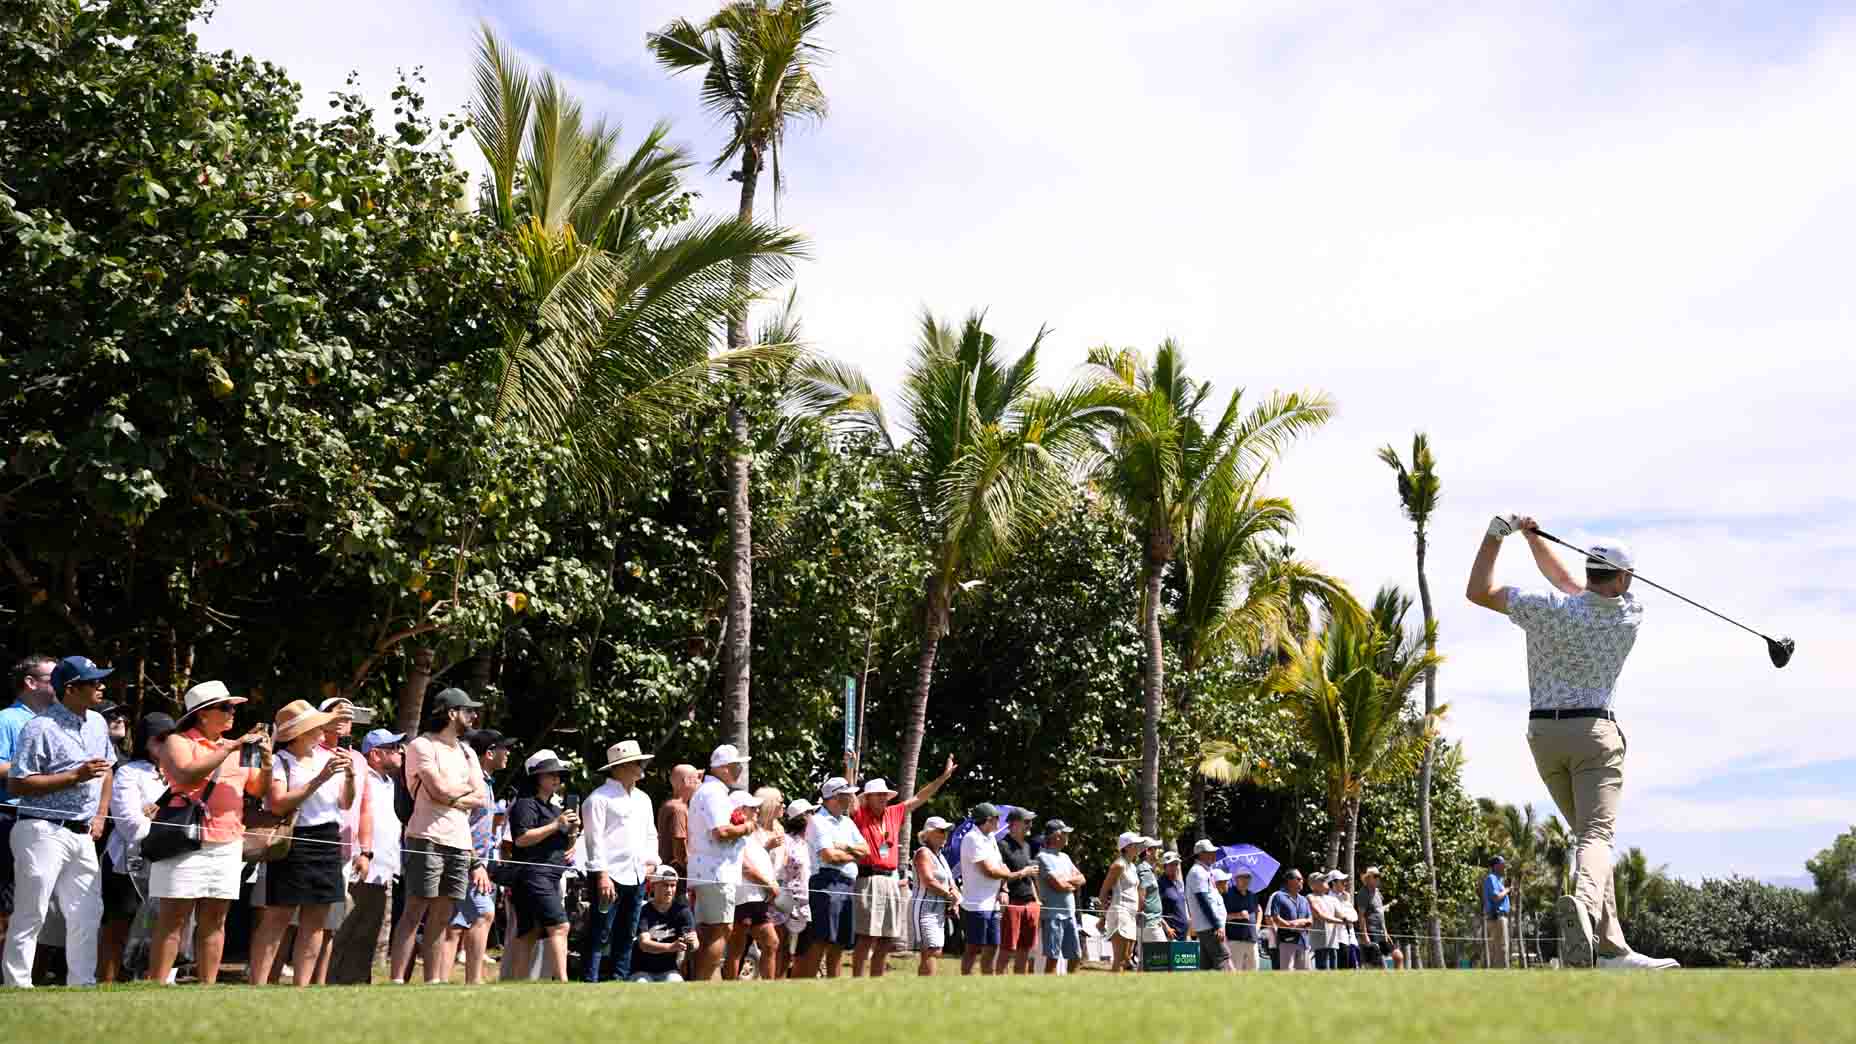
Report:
433,687,483,710
1490,854,1507,867
921,815,954,834
820,776,854,800
1585,542,1634,572
1233,866,1254,879
1211,868,1232,883
1006,806,1037,823
360,728,406,753
971,802,1001,821
139,712,178,739
318,697,354,715
709,743,750,769
784,798,817,820
1162,852,1181,865
1116,830,1142,851
1327,870,1349,883
730,789,761,808
96,700,123,720
1192,838,1219,855
50,655,113,695
651,865,679,883
466,729,517,754
1044,819,1074,835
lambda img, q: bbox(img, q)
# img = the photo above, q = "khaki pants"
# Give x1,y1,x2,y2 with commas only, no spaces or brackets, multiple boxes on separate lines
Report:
1527,717,1631,958
1484,914,1509,968
1231,939,1259,970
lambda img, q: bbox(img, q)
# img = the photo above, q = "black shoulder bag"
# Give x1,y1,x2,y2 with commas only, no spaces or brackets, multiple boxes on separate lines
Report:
141,760,224,865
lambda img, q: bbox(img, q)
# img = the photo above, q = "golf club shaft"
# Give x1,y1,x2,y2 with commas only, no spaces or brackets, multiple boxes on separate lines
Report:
1529,529,1773,643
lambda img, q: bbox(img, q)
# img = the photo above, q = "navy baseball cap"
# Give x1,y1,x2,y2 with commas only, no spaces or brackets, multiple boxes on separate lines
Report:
50,656,113,695
1490,855,1507,867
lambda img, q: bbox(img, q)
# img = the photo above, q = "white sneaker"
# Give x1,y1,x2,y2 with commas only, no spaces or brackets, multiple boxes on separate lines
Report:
1599,952,1680,971
1555,896,1594,968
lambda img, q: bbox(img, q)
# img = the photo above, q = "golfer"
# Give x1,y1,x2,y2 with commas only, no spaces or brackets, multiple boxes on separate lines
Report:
1467,514,1678,970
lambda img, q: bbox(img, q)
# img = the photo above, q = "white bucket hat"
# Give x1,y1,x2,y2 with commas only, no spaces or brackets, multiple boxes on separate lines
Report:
859,777,898,798
598,739,653,772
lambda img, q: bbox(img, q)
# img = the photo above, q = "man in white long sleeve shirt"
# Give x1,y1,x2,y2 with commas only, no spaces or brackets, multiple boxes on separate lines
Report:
580,739,659,983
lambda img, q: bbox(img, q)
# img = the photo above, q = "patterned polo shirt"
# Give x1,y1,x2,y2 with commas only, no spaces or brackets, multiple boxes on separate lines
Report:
1504,587,1643,711
8,701,117,821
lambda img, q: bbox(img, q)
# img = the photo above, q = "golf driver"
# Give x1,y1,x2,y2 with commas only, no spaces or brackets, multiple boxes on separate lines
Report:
1524,524,1795,669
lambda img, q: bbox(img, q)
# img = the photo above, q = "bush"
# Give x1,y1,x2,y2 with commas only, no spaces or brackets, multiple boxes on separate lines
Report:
1627,876,1856,968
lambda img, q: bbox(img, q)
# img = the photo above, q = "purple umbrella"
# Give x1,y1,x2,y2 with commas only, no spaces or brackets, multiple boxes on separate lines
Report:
1217,844,1282,890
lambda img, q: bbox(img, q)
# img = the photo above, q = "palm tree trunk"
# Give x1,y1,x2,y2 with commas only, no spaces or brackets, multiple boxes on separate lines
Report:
1413,526,1444,969
895,577,948,859
1345,794,1360,884
1139,558,1165,836
719,142,763,783
1325,824,1343,872
1190,773,1207,841
395,645,436,736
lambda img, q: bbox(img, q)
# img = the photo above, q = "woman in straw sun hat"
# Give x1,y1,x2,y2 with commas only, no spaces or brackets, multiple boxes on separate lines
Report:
248,699,360,987
147,680,270,985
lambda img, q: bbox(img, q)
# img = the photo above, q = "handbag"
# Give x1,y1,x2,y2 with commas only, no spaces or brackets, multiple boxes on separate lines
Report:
243,747,296,863
141,760,222,865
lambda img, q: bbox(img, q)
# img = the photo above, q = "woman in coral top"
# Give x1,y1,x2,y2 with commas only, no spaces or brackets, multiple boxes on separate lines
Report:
148,681,271,985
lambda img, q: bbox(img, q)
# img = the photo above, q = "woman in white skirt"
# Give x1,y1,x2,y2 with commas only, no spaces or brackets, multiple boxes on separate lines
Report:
149,681,271,985
1095,831,1144,974
248,700,358,987
773,798,815,977
909,816,958,976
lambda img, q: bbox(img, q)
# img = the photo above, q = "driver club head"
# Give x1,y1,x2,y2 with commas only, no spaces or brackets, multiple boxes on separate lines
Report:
1767,637,1795,669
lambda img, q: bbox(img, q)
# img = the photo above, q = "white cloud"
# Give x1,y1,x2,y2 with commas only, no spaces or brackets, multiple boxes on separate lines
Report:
192,1,1856,880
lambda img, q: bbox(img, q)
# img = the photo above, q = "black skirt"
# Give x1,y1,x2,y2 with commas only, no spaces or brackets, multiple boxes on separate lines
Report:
265,821,345,906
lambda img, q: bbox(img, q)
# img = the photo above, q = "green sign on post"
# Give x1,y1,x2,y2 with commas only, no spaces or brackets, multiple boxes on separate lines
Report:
843,676,858,754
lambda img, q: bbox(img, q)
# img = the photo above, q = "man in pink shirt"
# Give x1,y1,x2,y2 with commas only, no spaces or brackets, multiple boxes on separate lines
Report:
389,688,489,984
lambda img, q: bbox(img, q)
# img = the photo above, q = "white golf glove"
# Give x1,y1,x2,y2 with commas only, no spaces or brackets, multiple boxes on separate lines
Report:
1486,514,1521,540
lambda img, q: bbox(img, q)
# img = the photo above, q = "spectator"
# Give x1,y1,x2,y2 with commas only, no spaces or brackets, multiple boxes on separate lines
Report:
506,749,579,981
658,762,699,880
146,681,268,986
99,702,129,757
993,806,1041,974
797,776,866,978
327,728,404,984
1267,868,1314,970
580,739,658,984
773,797,816,977
391,687,491,985
1186,839,1232,972
1159,850,1188,942
1096,832,1144,974
3,656,117,987
1483,855,1511,969
0,656,57,948
910,814,958,976
850,757,956,978
249,700,359,987
725,787,781,981
445,728,513,985
301,697,360,986
687,744,755,980
1225,867,1261,971
1307,870,1347,970
1137,839,1171,944
1033,819,1085,974
632,865,696,982
959,803,1024,976
1330,871,1361,968
99,711,174,982
1355,866,1401,970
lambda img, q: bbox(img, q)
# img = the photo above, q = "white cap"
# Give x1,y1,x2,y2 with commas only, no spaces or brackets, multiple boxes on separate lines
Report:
1192,838,1219,855
784,798,817,819
730,789,761,808
1162,852,1181,865
1211,868,1232,883
709,744,750,769
1585,541,1634,572
820,776,854,800
921,816,954,833
1327,869,1349,882
1116,830,1142,851
651,864,679,882
859,778,898,798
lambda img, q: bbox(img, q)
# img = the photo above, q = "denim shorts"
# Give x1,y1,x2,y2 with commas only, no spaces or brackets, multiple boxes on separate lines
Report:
451,886,495,928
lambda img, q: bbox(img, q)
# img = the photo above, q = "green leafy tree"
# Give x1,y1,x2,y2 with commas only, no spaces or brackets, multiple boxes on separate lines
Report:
1087,341,1332,835
1807,826,1856,930
650,0,832,768
1377,432,1446,967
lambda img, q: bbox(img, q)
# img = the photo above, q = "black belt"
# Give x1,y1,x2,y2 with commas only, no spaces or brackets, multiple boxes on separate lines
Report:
858,868,899,878
1528,708,1615,721
60,819,91,834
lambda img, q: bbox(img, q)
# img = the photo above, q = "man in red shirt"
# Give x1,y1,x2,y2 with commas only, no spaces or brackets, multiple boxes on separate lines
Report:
849,755,957,977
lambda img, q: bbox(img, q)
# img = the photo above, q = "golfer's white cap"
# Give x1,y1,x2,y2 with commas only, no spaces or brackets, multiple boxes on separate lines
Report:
709,743,750,768
1162,851,1182,865
1192,838,1219,855
1585,542,1634,572
784,798,817,819
1116,830,1142,850
1211,868,1232,883
820,776,854,800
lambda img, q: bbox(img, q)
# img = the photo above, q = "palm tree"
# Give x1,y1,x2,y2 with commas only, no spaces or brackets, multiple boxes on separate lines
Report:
650,1,831,766
798,310,1119,852
1614,847,1672,926
1088,341,1333,836
1377,432,1445,969
1273,586,1442,876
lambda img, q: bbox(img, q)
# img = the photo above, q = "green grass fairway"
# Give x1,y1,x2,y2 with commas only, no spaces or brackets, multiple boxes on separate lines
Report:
4,971,1853,1043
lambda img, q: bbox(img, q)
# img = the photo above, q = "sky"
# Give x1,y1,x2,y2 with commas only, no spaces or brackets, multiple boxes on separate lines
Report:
193,1,1856,885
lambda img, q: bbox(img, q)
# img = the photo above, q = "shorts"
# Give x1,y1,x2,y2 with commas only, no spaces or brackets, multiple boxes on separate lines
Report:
1198,929,1231,970
1040,911,1080,961
512,872,567,937
916,908,947,950
854,874,907,939
403,837,472,901
97,847,142,922
960,908,1002,948
999,899,1040,951
805,872,855,950
692,881,737,926
451,886,495,928
150,838,243,900
733,900,772,927
1103,906,1138,941
264,821,345,906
